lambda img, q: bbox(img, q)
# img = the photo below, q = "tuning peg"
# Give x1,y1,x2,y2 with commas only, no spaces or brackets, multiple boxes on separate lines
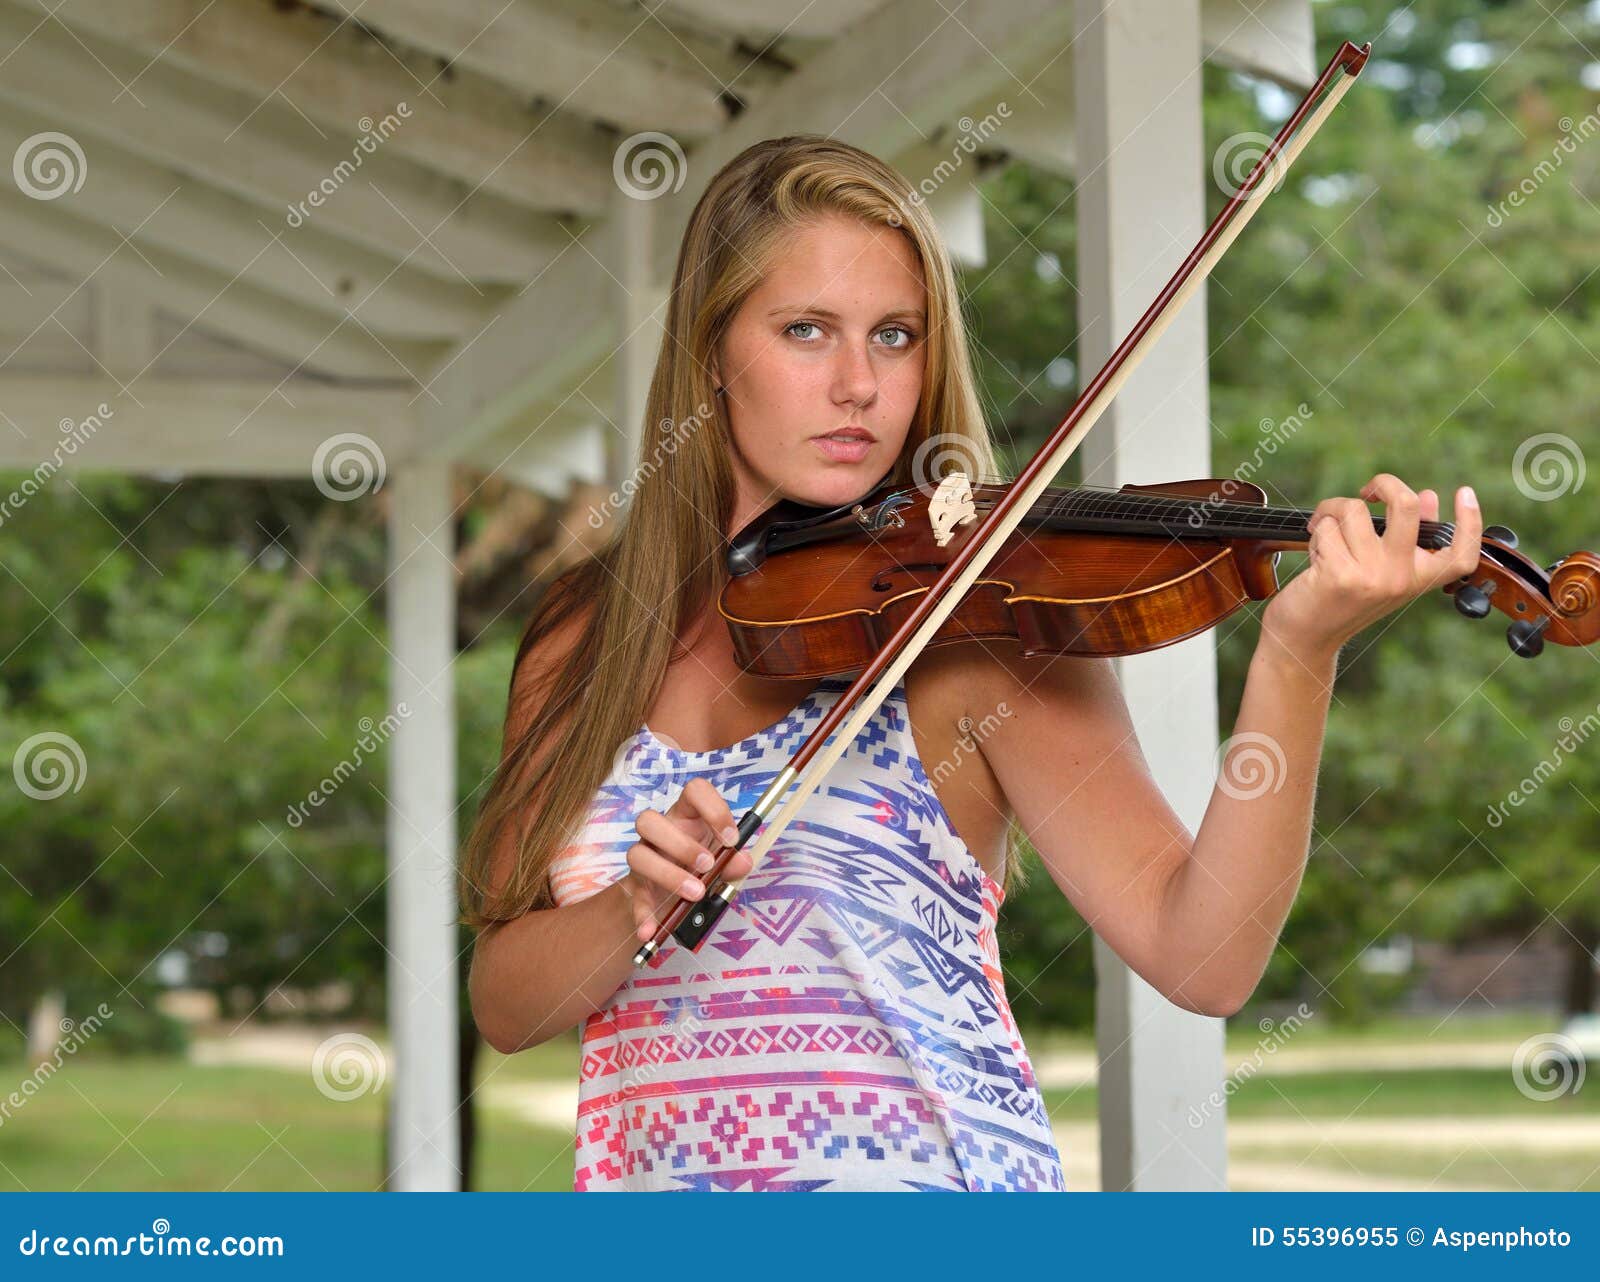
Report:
1453,580,1493,619
1507,616,1548,658
1483,524,1518,548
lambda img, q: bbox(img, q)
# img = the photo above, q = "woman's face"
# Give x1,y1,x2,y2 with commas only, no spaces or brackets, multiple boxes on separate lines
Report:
715,213,927,528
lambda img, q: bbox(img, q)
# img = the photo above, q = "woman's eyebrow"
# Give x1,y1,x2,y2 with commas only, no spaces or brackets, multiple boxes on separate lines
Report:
765,304,927,322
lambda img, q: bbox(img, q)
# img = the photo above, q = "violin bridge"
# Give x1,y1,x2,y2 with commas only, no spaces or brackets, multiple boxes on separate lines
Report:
929,470,977,547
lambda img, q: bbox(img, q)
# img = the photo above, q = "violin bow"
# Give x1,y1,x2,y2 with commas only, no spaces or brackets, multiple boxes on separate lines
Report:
633,39,1373,967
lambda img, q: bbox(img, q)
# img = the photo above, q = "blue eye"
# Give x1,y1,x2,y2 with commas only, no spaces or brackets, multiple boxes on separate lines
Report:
876,326,914,348
786,321,820,340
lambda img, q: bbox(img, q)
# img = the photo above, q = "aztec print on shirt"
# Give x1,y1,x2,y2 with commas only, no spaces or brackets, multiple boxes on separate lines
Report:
549,674,1066,1191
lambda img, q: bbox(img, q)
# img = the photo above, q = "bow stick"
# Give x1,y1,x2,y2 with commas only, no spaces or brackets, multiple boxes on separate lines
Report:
634,39,1373,967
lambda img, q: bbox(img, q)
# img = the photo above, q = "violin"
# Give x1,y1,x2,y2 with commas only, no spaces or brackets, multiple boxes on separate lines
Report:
718,473,1600,675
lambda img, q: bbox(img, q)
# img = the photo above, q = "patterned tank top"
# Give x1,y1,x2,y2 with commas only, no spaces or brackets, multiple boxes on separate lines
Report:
548,674,1066,1191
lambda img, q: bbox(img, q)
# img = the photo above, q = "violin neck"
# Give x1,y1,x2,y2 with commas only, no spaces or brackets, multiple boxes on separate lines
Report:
1030,487,1457,551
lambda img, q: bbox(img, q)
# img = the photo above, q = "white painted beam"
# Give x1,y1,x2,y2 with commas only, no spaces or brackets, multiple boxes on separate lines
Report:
660,0,887,41
1202,0,1316,89
472,414,608,502
0,3,564,284
607,183,663,490
1073,0,1227,1192
319,0,745,137
15,0,613,216
0,188,442,380
0,102,496,343
0,377,421,476
383,461,461,1192
92,287,152,379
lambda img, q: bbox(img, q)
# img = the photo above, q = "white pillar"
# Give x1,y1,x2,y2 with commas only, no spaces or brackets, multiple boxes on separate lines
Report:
610,182,665,490
384,461,461,1191
1073,0,1227,1191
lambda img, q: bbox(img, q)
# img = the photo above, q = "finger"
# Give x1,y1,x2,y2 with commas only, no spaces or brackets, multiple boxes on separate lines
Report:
715,848,757,883
1370,474,1423,559
1417,488,1439,524
1441,484,1484,581
671,777,741,848
1360,473,1420,566
1329,496,1381,564
637,808,716,874
625,841,706,900
1311,510,1356,570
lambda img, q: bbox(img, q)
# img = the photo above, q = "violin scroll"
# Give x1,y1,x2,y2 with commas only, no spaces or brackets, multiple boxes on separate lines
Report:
1445,535,1600,658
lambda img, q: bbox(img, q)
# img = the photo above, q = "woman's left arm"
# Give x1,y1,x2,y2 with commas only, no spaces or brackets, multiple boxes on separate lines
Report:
1160,473,1482,1013
969,473,1482,1018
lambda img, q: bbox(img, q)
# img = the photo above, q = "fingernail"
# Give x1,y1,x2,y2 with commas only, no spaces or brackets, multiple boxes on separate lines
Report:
694,850,713,873
721,824,739,846
679,876,703,899
1462,485,1478,508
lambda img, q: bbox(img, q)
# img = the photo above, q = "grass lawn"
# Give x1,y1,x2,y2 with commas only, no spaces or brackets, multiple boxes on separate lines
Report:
0,1056,576,1192
1228,1143,1600,1192
1041,1066,1600,1122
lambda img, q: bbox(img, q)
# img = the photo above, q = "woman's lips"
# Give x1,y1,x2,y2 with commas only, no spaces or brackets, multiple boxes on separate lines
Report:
813,431,874,462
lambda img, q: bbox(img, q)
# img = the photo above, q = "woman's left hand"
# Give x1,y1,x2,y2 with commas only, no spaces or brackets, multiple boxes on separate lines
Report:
1260,472,1484,665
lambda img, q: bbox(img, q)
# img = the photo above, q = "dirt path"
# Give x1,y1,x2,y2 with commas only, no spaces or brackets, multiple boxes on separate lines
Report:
1029,1038,1536,1088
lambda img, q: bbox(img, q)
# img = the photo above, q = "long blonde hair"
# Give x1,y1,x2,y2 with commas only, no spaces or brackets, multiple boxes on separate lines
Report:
459,135,1020,931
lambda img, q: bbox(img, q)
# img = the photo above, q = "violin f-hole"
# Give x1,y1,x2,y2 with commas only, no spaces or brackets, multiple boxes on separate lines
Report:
871,562,950,593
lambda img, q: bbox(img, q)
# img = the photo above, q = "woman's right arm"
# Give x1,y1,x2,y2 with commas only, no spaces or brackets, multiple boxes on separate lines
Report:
467,613,751,1054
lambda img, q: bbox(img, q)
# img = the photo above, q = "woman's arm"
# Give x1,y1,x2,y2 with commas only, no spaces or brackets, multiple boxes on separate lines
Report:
966,474,1482,1018
467,603,639,1054
471,882,641,1054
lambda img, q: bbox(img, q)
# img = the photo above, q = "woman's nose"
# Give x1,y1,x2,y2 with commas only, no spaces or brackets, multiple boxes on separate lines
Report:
830,342,878,408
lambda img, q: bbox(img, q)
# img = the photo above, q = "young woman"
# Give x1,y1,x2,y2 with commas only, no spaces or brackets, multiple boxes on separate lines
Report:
459,136,1483,1192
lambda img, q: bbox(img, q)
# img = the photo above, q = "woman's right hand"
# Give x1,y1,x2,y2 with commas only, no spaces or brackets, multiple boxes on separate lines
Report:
621,777,755,944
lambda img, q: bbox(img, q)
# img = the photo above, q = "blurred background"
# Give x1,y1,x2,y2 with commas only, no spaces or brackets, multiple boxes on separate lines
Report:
1,0,1597,1191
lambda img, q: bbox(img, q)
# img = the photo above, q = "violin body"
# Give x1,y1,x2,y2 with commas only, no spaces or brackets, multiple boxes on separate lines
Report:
720,475,1600,680
721,478,1286,678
